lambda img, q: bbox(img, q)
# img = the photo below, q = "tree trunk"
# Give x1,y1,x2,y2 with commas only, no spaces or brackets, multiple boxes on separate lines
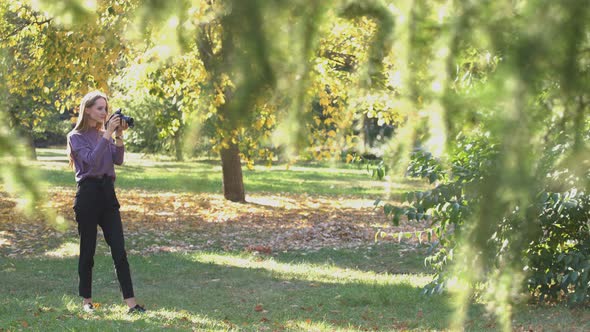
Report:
26,129,37,160
174,133,184,161
197,24,246,202
220,143,245,202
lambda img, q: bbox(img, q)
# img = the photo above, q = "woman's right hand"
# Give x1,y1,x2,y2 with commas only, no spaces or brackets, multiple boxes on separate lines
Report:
104,114,121,136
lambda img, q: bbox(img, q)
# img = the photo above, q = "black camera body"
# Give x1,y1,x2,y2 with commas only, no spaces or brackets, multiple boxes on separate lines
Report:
107,108,134,128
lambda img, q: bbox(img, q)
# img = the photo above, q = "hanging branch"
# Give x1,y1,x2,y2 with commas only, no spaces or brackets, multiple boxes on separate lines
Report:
339,0,394,88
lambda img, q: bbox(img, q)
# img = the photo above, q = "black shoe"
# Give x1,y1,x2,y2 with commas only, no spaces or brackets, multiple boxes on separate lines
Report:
128,304,146,314
83,303,95,313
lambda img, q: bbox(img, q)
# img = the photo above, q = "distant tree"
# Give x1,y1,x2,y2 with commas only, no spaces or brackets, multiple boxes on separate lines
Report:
0,1,132,158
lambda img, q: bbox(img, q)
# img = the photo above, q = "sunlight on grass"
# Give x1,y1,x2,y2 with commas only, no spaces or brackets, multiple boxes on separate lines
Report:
44,241,78,258
60,295,235,331
192,252,432,286
0,231,11,248
245,194,386,210
383,175,430,199
289,319,359,332
143,308,234,328
90,307,231,328
64,299,138,321
270,165,365,174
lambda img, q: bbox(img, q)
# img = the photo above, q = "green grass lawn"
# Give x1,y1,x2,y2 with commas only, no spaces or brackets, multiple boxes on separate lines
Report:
2,246,451,331
2,247,587,331
1,148,588,331
33,148,424,197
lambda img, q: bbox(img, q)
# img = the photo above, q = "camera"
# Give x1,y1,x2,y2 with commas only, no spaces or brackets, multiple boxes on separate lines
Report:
106,108,134,128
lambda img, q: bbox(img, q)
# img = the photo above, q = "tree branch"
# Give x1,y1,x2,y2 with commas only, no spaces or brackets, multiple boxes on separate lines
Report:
319,49,358,71
197,23,215,73
1,18,52,42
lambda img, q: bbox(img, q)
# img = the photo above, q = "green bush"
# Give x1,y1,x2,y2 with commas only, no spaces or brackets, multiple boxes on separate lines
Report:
387,134,590,304
527,190,590,304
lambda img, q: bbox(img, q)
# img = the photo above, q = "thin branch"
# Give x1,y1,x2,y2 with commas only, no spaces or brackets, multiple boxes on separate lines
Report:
319,49,358,71
1,18,53,42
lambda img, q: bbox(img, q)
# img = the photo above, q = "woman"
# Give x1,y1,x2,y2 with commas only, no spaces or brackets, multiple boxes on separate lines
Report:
66,91,145,314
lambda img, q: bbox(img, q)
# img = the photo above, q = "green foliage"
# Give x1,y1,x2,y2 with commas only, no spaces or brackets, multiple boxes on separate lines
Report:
114,94,170,154
405,150,444,184
347,153,387,180
368,0,590,329
527,189,590,305
384,135,496,285
390,131,590,306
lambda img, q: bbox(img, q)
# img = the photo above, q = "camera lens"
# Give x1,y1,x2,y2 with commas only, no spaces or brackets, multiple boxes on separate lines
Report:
126,117,135,128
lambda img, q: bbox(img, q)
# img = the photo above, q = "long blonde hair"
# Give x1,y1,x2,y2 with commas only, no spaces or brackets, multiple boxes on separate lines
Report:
66,91,109,168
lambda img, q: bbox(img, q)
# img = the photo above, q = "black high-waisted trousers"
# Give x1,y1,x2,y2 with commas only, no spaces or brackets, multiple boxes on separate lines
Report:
74,176,134,299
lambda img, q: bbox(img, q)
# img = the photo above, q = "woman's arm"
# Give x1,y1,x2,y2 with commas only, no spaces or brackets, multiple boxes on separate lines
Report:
111,118,127,166
111,137,125,165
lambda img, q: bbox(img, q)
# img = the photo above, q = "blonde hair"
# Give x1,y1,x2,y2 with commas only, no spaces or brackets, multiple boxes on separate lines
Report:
66,91,109,168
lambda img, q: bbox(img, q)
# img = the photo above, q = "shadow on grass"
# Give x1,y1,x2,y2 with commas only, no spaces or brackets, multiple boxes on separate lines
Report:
0,252,458,331
117,175,220,193
37,168,221,193
37,168,389,196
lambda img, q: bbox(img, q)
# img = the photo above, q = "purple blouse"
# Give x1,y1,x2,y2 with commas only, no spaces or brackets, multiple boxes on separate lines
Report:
68,128,124,183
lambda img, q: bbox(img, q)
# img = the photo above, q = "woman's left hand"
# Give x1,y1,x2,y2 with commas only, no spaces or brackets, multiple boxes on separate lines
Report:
116,120,129,135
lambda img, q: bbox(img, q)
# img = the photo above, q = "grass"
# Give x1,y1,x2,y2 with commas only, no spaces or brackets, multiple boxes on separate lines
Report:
1,148,589,330
2,247,588,331
33,148,424,197
0,247,450,331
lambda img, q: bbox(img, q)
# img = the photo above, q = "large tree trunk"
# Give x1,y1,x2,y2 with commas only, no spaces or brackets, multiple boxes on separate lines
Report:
220,143,245,202
197,23,246,202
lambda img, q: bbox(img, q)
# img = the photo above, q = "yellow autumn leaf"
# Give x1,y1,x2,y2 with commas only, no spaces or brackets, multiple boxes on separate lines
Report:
345,153,354,163
214,93,225,106
266,116,275,127
246,160,254,170
254,118,264,130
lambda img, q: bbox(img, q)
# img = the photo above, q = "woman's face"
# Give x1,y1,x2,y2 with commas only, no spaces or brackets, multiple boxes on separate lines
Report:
85,98,108,125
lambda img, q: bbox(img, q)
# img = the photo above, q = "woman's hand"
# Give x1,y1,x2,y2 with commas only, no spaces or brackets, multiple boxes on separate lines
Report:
116,118,129,136
104,114,121,137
